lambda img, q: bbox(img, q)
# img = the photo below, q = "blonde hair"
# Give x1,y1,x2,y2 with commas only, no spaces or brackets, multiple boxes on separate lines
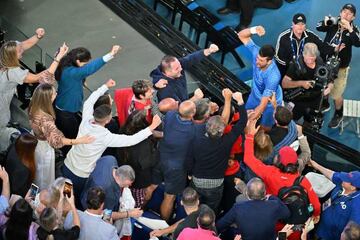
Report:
29,83,56,119
0,41,20,69
254,130,273,161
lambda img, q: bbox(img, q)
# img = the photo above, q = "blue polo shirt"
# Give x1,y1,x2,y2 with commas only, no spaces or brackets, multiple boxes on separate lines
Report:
316,172,360,240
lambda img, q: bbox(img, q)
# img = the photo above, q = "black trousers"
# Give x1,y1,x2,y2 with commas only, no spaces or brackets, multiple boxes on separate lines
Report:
55,107,82,156
225,0,283,27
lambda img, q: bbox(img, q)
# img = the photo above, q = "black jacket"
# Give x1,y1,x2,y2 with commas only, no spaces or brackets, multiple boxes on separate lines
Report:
316,18,360,68
275,28,334,76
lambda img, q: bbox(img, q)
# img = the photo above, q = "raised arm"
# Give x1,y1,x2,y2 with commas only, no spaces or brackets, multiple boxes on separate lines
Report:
21,28,45,51
308,159,335,181
238,25,265,45
24,43,69,84
76,45,121,79
220,88,233,124
82,79,114,120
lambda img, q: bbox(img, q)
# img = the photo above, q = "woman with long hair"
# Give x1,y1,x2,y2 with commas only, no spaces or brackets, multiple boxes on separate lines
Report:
4,133,37,196
29,83,94,190
1,198,38,240
37,188,80,240
54,45,120,155
121,110,160,208
0,41,68,152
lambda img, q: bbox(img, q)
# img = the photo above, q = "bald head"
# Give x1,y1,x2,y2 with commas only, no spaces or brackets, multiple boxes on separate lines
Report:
179,100,196,119
247,177,266,200
158,98,179,112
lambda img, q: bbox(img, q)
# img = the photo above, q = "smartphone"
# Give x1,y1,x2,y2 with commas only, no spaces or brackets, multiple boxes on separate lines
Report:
103,209,112,221
292,224,305,232
278,231,287,240
63,181,73,198
30,183,39,200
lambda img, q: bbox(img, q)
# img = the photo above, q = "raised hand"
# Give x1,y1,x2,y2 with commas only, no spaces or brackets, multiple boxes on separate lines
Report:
35,28,45,39
106,79,116,88
245,118,259,135
194,88,204,100
56,42,69,60
110,45,121,56
222,88,233,101
208,44,219,54
232,92,244,105
256,26,266,37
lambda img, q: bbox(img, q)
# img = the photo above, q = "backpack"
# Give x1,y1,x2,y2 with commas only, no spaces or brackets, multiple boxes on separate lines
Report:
278,176,313,224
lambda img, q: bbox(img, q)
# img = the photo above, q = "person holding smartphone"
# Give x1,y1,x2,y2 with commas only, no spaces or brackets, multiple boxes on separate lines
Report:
63,187,118,240
37,187,80,240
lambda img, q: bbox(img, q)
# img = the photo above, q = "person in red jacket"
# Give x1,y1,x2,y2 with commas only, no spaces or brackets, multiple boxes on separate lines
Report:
244,118,320,238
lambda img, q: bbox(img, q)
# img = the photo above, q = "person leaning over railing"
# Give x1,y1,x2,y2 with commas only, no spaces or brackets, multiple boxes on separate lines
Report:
0,28,67,152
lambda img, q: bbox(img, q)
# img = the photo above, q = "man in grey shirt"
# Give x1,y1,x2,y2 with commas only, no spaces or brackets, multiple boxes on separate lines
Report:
64,186,118,240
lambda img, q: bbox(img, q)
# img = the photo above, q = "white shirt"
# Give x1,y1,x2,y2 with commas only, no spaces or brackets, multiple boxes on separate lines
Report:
64,85,152,178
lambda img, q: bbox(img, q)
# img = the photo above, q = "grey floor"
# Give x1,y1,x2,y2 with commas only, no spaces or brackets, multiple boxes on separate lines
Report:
1,0,167,91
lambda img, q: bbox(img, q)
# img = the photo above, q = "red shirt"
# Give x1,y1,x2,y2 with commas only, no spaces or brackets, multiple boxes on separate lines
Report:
114,88,152,127
244,134,321,217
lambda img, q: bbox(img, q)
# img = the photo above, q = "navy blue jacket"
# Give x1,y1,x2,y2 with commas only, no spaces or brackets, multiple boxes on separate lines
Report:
159,111,195,169
150,50,205,102
216,196,290,240
80,156,120,211
188,104,247,179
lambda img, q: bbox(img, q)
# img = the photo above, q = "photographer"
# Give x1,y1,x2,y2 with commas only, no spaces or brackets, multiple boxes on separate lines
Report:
316,3,360,128
282,43,334,121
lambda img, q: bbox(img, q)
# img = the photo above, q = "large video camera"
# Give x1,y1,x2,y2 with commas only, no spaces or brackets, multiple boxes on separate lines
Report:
314,55,340,87
304,56,340,131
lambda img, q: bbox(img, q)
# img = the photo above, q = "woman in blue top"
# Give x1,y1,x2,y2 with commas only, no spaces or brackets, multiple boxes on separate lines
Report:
54,45,120,155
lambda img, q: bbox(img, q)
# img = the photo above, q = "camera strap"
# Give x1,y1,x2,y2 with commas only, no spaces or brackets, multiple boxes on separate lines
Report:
329,26,343,57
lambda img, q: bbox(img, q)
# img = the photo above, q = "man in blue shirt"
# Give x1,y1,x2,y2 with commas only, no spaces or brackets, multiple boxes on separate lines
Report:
238,26,282,131
80,156,143,221
216,177,290,240
309,160,360,240
158,100,196,221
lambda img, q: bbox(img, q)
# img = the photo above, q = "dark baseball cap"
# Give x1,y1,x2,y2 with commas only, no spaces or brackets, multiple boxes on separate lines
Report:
342,3,356,16
293,13,306,24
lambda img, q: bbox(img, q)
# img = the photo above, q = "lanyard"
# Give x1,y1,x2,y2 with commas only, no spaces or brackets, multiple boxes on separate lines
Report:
290,33,306,66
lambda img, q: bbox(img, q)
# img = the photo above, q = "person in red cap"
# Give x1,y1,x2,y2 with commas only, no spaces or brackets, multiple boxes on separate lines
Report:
243,118,320,239
308,160,360,240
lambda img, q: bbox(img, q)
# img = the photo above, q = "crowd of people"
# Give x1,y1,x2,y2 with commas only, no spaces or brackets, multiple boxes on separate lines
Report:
0,2,359,240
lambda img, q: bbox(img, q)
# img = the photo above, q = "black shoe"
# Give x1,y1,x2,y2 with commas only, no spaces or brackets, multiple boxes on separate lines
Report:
217,7,237,15
315,100,331,113
328,113,343,129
